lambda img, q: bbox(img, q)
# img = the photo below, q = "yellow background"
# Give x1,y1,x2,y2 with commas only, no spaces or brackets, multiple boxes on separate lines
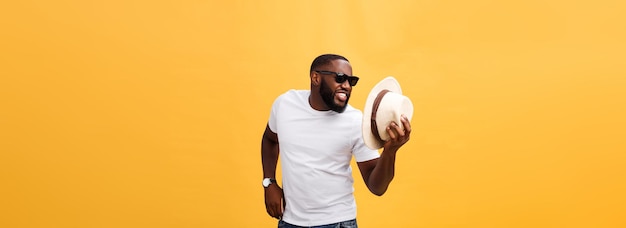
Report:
1,0,625,227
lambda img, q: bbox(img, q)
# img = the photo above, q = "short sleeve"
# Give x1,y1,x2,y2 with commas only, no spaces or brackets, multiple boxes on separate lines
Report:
352,114,380,162
353,137,380,162
267,94,282,133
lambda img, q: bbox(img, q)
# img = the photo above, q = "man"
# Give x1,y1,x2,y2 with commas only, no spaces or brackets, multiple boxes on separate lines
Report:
261,54,411,227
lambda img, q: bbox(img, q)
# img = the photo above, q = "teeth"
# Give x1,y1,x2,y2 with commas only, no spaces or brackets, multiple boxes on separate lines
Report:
337,93,346,98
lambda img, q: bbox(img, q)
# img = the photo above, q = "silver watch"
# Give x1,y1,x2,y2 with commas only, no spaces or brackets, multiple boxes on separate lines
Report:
262,178,276,188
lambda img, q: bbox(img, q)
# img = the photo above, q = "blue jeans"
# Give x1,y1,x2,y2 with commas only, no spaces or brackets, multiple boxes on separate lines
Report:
278,219,357,228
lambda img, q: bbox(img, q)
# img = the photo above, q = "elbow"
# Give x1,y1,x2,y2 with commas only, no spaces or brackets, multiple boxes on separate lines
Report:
368,186,388,196
366,176,394,196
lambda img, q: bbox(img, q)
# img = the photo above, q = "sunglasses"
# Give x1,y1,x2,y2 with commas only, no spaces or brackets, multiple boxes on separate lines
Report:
314,70,360,86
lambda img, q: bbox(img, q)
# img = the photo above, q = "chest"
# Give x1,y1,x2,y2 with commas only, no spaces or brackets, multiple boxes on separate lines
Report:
277,114,356,162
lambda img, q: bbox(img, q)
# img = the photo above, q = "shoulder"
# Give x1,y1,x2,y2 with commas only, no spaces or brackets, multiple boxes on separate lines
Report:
272,89,310,110
276,89,309,101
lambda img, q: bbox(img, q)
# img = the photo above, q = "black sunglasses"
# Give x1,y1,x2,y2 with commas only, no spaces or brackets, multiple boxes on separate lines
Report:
314,70,360,86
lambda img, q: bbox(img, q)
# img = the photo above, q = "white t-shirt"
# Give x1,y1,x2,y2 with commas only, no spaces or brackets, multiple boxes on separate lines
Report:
268,90,380,226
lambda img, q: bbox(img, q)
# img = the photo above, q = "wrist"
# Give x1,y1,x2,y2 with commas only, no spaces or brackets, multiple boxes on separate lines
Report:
382,146,399,155
262,177,276,188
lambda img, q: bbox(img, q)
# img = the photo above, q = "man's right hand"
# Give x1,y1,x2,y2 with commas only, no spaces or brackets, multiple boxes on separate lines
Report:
264,184,284,220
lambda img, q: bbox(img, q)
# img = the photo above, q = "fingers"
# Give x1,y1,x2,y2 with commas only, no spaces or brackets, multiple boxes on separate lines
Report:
386,124,396,140
386,121,405,140
265,185,284,220
274,203,283,219
278,187,284,219
385,115,411,147
280,197,285,219
401,114,411,134
265,201,277,219
266,200,282,219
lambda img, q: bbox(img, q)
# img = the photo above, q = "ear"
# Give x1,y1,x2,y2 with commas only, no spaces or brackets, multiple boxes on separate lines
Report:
310,71,321,86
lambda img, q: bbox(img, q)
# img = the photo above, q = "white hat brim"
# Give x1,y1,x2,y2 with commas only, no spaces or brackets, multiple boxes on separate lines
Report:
362,76,403,149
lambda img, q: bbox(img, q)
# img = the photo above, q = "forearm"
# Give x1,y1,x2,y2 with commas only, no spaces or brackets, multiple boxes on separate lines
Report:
366,148,398,196
261,132,279,178
261,125,284,219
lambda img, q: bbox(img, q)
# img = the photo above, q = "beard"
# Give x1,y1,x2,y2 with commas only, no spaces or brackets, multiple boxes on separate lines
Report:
319,79,349,113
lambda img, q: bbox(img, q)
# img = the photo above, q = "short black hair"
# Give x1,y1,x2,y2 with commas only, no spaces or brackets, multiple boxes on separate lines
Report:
310,54,349,72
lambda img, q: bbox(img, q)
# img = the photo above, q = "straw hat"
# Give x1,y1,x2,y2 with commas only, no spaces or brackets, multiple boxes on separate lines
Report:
362,77,414,149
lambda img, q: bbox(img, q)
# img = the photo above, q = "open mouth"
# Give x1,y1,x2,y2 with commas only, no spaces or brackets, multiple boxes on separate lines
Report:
336,91,348,102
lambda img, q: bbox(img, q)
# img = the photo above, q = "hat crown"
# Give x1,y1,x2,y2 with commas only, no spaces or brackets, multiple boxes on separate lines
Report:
362,76,414,149
374,92,413,141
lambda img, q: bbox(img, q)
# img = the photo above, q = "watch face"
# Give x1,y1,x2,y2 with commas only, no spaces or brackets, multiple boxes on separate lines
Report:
262,178,271,187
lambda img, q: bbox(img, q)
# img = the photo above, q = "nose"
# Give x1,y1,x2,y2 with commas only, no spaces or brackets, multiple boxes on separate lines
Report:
340,79,352,90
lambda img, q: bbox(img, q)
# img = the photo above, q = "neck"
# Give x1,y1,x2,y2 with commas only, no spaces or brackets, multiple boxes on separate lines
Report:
308,92,329,111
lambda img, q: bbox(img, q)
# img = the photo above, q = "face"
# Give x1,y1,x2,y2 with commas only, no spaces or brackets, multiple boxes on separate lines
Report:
318,60,353,113
319,78,350,113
